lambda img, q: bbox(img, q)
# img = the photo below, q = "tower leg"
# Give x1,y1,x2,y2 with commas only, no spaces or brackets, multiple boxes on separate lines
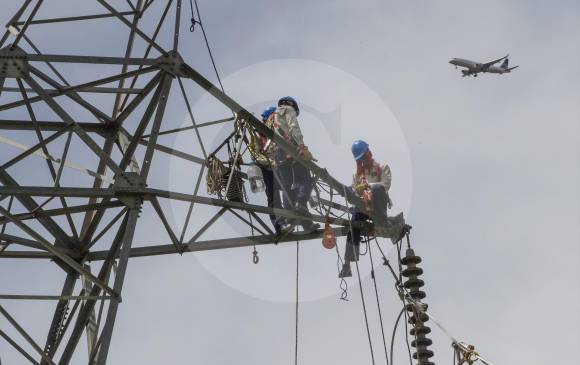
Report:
93,208,140,365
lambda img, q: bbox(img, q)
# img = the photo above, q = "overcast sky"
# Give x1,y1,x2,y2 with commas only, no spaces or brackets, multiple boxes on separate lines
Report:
1,1,579,364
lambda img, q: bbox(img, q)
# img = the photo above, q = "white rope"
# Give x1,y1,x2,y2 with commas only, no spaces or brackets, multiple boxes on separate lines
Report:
402,291,496,365
0,134,113,183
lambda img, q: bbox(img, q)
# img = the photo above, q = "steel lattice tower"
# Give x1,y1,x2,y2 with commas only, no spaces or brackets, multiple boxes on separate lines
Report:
0,1,408,364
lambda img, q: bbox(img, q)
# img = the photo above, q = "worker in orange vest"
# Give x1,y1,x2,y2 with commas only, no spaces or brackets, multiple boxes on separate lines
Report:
340,140,392,278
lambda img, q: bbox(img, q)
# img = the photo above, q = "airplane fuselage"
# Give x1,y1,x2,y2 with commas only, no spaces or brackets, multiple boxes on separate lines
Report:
449,58,480,69
449,57,516,76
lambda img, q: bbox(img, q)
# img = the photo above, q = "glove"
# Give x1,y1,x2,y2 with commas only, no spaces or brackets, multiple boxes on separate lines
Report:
298,145,313,161
354,182,370,195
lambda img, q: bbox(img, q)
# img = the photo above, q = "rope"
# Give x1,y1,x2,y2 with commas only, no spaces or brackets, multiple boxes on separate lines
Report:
371,229,495,365
249,213,259,264
368,243,389,365
390,306,405,365
206,157,226,196
374,238,401,287
0,134,113,183
355,260,376,365
359,240,369,256
294,240,299,365
343,185,375,365
334,243,349,301
402,307,414,365
393,240,414,365
316,184,348,300
187,0,200,32
190,0,225,92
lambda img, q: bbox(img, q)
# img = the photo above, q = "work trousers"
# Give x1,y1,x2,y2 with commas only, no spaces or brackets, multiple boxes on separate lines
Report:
345,184,389,262
259,165,282,227
275,161,314,211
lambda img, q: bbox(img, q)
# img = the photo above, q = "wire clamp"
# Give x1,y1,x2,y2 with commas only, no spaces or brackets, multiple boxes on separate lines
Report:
453,342,480,365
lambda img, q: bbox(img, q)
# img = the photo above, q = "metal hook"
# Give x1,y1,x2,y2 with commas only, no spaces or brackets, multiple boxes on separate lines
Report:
190,18,199,32
252,249,259,264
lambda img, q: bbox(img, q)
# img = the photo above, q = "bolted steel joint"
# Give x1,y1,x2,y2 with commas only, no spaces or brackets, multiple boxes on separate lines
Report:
0,45,29,78
155,50,186,77
112,172,146,209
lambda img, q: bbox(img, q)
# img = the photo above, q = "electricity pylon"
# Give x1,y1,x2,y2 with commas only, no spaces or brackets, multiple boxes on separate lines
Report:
0,1,407,364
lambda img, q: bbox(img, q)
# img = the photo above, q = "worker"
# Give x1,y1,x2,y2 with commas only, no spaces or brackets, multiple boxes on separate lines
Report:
340,139,393,278
247,106,286,234
270,96,319,233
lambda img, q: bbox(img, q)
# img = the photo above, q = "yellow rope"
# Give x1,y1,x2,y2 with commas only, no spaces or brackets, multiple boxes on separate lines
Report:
206,157,226,196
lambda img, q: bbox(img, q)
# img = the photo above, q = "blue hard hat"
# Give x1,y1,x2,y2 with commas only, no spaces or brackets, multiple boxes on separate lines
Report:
261,106,276,121
351,140,369,160
278,96,300,116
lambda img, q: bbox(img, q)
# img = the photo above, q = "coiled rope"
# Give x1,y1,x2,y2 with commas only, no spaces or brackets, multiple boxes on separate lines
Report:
206,157,226,197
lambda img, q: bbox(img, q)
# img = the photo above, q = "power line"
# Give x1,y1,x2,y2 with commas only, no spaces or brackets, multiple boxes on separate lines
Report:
343,186,375,364
368,242,389,365
390,306,405,365
189,0,225,93
295,240,299,365
355,259,375,365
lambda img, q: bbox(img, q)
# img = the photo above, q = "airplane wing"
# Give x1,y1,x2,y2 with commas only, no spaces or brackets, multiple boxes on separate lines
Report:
480,54,508,70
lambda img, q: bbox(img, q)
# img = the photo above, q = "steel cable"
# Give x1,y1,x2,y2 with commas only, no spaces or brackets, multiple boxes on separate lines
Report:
368,243,390,365
295,240,299,365
190,0,225,92
355,260,376,365
343,185,375,364
390,306,405,365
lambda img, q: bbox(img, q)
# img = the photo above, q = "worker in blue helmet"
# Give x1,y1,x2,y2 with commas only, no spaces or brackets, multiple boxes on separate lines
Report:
278,96,300,116
247,106,285,233
269,96,319,233
340,140,393,278
260,106,277,121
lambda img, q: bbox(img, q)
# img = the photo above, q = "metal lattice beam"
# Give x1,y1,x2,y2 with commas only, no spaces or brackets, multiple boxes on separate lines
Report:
0,2,408,364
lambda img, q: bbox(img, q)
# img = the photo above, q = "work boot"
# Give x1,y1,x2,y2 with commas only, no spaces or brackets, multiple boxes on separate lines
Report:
294,202,320,233
372,213,389,228
339,263,352,278
279,222,294,234
274,223,283,235
294,201,311,218
300,220,320,233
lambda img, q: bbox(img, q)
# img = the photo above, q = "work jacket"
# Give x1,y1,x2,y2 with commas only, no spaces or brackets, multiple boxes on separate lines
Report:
248,118,275,168
267,105,306,165
352,160,392,196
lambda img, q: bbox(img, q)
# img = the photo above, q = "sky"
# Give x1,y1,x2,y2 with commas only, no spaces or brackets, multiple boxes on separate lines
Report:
0,0,579,364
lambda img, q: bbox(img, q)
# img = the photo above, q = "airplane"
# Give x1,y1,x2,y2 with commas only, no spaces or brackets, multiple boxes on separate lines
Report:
449,55,519,77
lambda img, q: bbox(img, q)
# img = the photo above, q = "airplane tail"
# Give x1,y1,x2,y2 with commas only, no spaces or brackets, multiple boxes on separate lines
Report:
500,58,509,69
